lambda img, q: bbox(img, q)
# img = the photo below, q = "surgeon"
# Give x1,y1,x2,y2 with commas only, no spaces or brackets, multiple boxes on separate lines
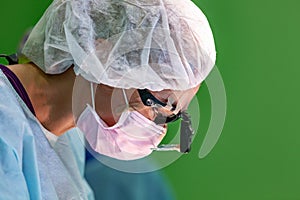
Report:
0,0,216,199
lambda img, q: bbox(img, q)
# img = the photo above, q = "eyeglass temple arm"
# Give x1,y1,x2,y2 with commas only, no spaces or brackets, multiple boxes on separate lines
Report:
137,89,167,107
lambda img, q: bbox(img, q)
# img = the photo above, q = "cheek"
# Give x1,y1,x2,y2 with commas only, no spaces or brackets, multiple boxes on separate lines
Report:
135,107,156,121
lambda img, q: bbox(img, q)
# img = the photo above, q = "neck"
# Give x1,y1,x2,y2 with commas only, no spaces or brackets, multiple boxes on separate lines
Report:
8,63,76,136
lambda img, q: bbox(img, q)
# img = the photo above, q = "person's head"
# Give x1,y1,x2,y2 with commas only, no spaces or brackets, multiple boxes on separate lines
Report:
21,0,216,160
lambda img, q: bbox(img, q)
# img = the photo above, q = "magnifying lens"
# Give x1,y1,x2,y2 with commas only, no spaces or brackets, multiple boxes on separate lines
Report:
138,89,194,153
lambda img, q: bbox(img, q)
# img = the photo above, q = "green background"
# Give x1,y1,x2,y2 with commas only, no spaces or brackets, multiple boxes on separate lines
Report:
0,0,299,199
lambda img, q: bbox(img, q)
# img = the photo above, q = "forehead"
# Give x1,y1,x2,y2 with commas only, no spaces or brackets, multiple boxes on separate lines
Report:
150,89,174,102
149,86,200,111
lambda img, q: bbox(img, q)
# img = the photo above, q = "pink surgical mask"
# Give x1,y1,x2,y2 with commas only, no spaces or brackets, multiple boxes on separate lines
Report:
76,87,166,161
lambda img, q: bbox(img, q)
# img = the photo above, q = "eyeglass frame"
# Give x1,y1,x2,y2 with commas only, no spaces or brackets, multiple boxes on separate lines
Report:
137,89,194,153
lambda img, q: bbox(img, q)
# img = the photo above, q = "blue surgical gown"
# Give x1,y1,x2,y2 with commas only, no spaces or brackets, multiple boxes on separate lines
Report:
0,70,94,199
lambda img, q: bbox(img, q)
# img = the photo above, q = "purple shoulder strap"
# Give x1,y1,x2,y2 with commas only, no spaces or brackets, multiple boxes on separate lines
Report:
0,64,36,116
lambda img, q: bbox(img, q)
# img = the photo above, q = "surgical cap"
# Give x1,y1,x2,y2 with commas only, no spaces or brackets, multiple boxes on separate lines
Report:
22,0,216,91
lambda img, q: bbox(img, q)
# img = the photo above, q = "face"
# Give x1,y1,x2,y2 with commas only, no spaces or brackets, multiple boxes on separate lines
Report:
94,84,200,127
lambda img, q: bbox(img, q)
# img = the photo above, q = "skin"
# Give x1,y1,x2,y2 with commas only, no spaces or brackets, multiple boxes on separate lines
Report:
7,62,200,136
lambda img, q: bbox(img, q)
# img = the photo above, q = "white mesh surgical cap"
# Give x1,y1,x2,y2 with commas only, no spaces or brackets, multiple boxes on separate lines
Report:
22,0,216,91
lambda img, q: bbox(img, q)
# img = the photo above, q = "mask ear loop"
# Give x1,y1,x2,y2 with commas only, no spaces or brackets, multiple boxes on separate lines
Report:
122,89,129,108
90,83,96,110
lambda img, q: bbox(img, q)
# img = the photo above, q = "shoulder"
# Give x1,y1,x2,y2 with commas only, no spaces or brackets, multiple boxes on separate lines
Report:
0,71,34,156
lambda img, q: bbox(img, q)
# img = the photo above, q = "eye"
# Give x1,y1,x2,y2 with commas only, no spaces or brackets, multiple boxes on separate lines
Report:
146,99,154,106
